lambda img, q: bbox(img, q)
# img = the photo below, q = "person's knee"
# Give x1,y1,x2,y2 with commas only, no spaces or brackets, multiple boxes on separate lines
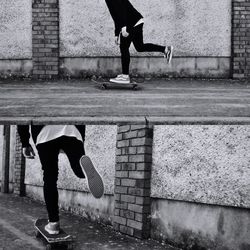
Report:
120,46,129,55
43,170,58,184
134,44,144,52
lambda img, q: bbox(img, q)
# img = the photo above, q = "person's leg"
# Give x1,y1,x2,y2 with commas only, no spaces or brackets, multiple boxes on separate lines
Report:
120,35,132,75
109,34,132,83
132,24,165,53
60,136,104,198
36,140,60,223
59,136,85,178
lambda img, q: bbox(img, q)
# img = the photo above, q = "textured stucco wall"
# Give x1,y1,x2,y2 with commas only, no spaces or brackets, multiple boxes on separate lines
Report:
60,0,231,57
152,126,250,209
0,0,32,59
25,125,117,195
0,0,231,59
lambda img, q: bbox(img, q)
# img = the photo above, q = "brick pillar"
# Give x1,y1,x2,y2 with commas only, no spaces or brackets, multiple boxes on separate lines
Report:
114,125,153,239
32,0,59,79
232,0,250,79
13,128,26,196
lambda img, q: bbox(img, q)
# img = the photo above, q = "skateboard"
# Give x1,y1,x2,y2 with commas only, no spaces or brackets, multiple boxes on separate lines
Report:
92,79,139,90
35,218,74,250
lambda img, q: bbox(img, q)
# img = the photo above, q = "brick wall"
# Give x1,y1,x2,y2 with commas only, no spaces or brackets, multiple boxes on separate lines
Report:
232,0,250,79
32,0,59,79
13,128,26,196
114,125,153,239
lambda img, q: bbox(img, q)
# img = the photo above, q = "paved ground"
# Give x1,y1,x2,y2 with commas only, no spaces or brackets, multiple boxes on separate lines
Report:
0,193,178,250
0,78,250,124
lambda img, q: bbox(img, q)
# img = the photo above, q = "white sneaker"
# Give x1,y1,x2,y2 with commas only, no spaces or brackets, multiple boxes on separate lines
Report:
110,74,130,84
164,46,173,64
44,221,60,235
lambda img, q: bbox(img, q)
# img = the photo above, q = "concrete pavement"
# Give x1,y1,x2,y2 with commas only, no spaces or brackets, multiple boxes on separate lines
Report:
0,193,178,250
0,78,250,125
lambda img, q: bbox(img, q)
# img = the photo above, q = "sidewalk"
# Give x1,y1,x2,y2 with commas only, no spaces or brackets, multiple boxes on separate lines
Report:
0,78,249,125
0,193,178,250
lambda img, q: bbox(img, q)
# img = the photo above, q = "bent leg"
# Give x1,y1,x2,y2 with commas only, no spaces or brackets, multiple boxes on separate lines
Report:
37,140,60,222
60,136,85,179
132,24,165,53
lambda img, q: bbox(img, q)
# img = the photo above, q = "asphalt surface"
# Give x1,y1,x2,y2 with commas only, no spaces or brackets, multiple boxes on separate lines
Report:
0,78,249,125
0,193,178,250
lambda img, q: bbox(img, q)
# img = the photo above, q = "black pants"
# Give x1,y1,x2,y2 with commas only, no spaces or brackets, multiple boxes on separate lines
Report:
36,136,85,222
120,24,165,75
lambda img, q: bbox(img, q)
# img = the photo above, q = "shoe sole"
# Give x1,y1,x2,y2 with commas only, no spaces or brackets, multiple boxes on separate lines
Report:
80,156,104,199
109,79,131,84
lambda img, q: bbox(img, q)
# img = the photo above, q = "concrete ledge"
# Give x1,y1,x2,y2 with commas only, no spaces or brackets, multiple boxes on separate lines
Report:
0,59,32,78
151,198,250,250
25,184,114,224
60,57,230,79
1,116,250,125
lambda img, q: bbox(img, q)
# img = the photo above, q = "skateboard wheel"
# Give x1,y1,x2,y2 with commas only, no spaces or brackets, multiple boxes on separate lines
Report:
68,243,74,250
46,244,52,250
101,84,107,90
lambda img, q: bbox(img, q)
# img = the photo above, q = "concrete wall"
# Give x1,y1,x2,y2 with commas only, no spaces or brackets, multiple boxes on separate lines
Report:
152,125,250,209
60,0,231,57
0,0,231,59
0,0,32,59
151,199,250,250
0,0,32,77
0,0,232,78
151,125,250,250
59,0,231,78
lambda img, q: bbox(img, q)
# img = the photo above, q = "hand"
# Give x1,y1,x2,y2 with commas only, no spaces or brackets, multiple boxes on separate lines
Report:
115,36,119,45
22,146,35,159
121,27,129,37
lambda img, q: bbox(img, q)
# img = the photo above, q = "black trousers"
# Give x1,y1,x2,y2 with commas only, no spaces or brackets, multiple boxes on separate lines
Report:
36,136,85,222
120,23,165,75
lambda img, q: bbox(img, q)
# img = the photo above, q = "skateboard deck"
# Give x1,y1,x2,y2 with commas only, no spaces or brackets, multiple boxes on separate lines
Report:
92,79,139,90
35,218,73,250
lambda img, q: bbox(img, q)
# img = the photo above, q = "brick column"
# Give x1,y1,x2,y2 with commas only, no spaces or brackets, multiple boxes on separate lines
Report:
232,0,250,79
114,125,153,239
13,128,26,196
32,0,59,79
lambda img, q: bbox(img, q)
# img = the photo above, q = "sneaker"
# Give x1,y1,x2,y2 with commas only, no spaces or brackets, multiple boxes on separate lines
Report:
110,74,130,84
80,156,104,199
164,46,173,64
45,221,60,235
